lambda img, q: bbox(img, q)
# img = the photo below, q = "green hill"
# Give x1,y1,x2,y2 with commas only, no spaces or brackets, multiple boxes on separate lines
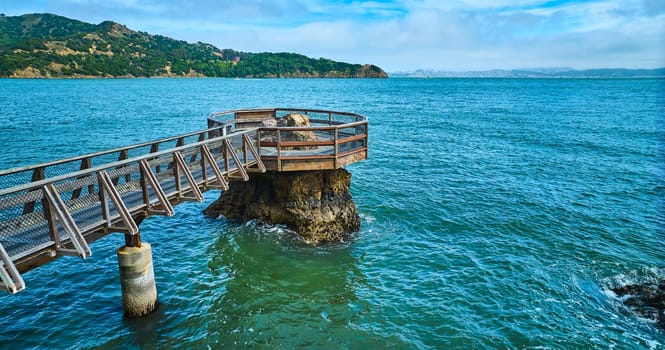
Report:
0,13,388,78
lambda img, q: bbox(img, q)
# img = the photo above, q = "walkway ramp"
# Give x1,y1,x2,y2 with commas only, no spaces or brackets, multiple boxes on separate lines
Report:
0,126,264,293
0,108,368,294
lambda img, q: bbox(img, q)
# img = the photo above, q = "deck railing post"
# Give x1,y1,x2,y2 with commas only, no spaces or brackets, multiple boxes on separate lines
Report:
243,135,249,163
150,144,161,173
115,150,130,185
21,167,44,215
256,129,262,159
223,141,230,172
334,128,339,169
276,129,282,171
71,157,92,200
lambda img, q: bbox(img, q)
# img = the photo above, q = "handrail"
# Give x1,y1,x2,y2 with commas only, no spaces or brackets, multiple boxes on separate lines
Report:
0,126,225,177
207,107,366,125
0,125,224,183
207,108,368,171
209,107,364,118
256,120,367,132
0,128,257,196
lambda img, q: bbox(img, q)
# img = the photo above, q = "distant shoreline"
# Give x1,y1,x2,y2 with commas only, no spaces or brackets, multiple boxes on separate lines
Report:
389,67,665,79
3,75,664,80
388,76,665,79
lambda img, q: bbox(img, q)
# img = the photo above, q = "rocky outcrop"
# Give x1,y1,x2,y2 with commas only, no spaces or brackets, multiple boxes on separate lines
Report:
204,169,360,244
260,113,318,150
356,64,389,78
612,279,665,329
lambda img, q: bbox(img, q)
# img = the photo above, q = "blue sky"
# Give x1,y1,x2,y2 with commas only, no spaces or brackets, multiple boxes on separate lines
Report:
2,0,663,71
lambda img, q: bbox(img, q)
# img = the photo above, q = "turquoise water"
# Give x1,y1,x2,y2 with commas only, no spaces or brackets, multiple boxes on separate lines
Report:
0,78,664,348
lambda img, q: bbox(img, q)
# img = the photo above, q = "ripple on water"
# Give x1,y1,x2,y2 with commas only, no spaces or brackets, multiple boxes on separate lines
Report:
0,78,663,348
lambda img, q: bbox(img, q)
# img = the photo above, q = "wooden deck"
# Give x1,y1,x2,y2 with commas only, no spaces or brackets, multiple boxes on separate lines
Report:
0,108,367,294
207,108,368,172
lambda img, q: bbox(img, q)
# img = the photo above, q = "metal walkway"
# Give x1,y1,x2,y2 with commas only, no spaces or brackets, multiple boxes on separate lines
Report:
0,108,368,294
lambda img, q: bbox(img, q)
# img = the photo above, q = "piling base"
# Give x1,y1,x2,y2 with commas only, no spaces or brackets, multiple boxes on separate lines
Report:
117,242,158,318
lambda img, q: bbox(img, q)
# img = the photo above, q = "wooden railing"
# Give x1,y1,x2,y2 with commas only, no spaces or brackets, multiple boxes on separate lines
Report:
207,108,368,171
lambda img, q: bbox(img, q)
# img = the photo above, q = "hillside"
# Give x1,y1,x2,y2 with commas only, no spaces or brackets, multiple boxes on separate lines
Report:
0,13,388,78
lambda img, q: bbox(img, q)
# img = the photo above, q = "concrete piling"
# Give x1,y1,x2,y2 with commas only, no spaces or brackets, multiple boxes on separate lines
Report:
117,242,158,318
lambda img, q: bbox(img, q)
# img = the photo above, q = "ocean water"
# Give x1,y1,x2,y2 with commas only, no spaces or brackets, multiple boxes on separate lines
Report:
0,78,663,349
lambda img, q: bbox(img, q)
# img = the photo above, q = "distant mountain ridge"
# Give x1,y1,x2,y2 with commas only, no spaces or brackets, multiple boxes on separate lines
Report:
0,13,388,78
391,68,665,78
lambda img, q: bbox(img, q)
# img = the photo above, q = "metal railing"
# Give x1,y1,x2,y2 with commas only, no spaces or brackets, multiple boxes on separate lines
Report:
0,126,226,190
0,127,264,293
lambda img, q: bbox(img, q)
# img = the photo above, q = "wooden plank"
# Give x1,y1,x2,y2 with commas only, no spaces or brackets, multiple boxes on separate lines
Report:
259,126,336,132
259,159,277,170
336,150,368,168
307,118,345,126
235,110,274,120
337,134,367,144
279,159,335,171
337,147,368,158
263,140,335,147
235,121,264,130
277,154,337,161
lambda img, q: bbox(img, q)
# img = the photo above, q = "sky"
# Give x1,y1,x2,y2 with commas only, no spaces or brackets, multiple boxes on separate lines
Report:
2,0,664,72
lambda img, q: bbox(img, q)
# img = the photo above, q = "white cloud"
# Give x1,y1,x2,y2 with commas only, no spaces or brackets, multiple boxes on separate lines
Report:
2,0,663,70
